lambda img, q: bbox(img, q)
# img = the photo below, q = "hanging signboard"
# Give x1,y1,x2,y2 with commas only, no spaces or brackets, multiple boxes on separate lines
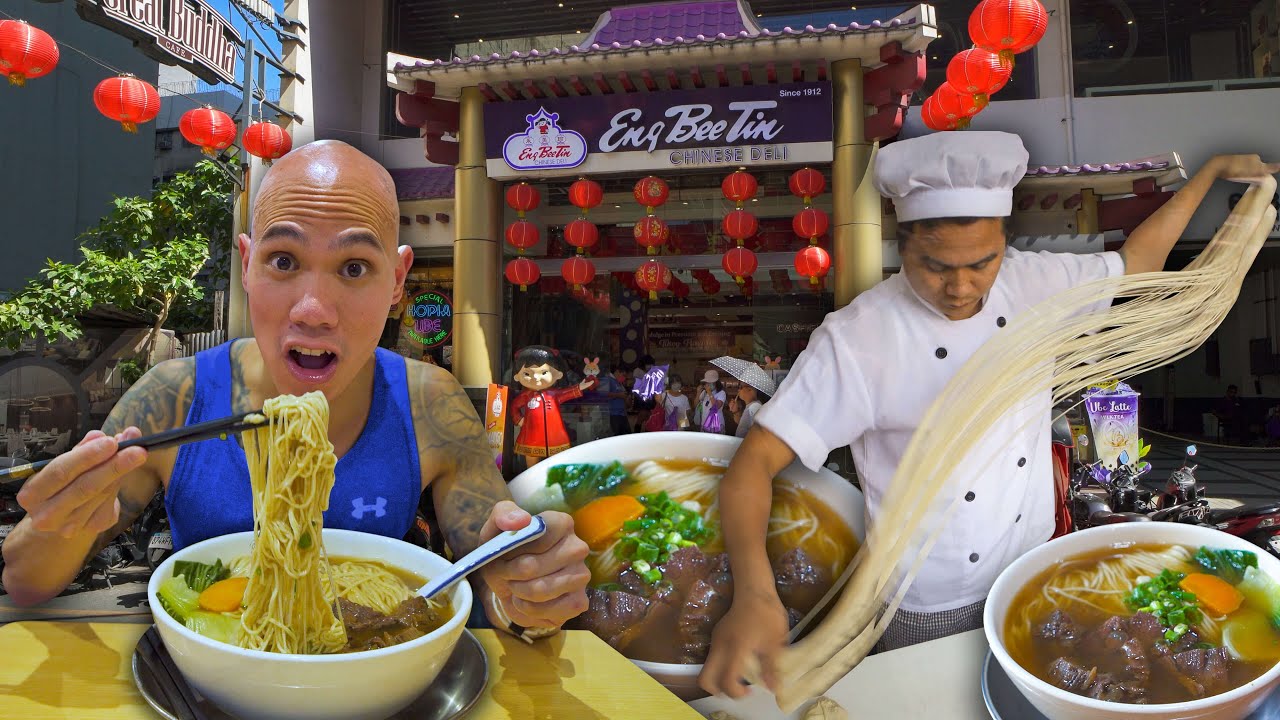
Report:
483,82,833,179
76,0,243,85
404,290,454,347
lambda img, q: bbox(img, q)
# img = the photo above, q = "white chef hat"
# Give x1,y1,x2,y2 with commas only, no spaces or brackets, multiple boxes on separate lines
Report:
873,131,1029,223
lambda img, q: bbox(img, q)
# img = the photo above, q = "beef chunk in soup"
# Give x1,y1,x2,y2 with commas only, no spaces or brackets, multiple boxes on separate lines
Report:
619,568,651,597
773,549,829,612
660,546,711,596
1048,657,1097,693
612,585,684,661
339,597,445,653
1086,673,1147,704
677,578,734,663
708,552,731,575
1124,612,1164,647
568,587,650,643
1037,610,1081,649
1159,647,1232,699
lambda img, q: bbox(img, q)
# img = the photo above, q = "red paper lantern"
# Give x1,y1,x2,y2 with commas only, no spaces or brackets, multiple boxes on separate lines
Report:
722,209,758,245
792,207,830,244
634,260,672,301
969,0,1049,67
632,176,669,213
947,49,1013,107
722,246,758,285
93,74,160,133
505,257,541,291
568,178,603,214
721,170,758,207
564,219,598,254
179,106,236,157
937,82,983,118
243,121,292,163
633,216,668,256
505,182,541,217
505,219,539,254
795,246,831,287
788,167,826,204
561,256,595,290
921,95,958,132
671,277,690,299
0,19,58,87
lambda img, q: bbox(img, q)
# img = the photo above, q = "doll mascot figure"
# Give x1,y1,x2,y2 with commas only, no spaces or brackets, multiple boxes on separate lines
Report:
511,346,595,467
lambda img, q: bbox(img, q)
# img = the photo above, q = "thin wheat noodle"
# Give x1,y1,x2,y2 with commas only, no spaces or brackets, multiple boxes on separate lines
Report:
758,179,1277,712
238,391,348,654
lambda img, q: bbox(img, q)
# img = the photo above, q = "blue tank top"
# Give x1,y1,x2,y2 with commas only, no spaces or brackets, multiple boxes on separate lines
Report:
167,341,422,550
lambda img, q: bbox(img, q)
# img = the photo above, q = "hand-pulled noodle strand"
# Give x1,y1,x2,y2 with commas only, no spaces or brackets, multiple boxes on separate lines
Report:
764,179,1277,712
238,392,348,654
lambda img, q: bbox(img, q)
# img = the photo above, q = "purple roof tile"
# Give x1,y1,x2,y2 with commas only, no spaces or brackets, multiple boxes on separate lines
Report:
391,7,916,72
592,1,753,46
388,167,455,201
1024,161,1169,177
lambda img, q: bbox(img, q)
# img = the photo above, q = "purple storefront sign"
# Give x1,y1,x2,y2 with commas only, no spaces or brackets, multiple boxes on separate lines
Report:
484,82,833,179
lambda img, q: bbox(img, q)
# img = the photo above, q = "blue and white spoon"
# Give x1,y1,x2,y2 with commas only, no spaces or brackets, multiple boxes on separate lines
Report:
416,515,547,601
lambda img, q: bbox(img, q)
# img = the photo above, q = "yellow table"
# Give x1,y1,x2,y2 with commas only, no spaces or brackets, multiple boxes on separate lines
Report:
0,621,704,720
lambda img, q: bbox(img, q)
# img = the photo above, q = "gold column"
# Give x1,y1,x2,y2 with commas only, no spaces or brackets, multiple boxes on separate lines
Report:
1076,188,1100,234
831,58,881,308
453,86,502,387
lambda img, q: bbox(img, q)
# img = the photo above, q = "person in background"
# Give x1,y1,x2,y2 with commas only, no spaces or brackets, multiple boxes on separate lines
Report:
591,363,631,437
729,384,768,438
663,376,692,431
1214,384,1249,444
696,370,727,434
632,355,658,432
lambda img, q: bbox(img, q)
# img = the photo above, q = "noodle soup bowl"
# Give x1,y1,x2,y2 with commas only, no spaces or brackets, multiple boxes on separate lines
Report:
509,431,866,701
985,522,1280,720
148,529,472,720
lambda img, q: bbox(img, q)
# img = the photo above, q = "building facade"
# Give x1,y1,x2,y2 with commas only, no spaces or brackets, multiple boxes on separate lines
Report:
292,0,1280,438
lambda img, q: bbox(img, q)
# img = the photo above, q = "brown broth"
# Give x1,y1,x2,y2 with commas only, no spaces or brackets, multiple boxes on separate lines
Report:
1004,544,1275,704
327,556,452,651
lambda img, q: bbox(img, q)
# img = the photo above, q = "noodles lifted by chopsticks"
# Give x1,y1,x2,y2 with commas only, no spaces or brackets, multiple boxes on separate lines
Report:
238,391,347,654
762,179,1278,712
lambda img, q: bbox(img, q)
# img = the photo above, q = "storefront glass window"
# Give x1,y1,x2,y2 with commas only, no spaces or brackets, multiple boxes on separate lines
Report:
1070,0,1275,96
501,168,834,446
382,260,456,369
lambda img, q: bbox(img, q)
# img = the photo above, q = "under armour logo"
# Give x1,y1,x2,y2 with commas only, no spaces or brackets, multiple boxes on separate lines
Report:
352,496,387,520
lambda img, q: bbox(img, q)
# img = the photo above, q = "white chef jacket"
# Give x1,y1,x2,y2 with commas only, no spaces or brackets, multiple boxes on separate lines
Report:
755,247,1125,613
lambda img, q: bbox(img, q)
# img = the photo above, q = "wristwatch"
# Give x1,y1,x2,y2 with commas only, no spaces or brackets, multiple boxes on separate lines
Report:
491,590,559,644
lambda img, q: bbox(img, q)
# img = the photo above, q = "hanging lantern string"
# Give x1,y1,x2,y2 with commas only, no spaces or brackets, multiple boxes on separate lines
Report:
0,9,437,144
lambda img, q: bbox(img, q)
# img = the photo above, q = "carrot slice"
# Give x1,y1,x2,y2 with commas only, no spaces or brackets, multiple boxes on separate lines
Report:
571,495,646,550
1180,572,1244,616
198,576,249,613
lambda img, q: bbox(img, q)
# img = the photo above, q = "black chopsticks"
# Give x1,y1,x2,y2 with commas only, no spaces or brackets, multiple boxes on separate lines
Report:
0,410,266,485
138,625,209,720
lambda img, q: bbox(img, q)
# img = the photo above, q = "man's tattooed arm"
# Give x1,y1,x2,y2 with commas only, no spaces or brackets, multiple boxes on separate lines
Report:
408,361,511,558
88,357,195,565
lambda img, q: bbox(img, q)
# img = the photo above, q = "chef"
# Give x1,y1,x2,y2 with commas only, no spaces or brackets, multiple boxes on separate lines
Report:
699,130,1277,698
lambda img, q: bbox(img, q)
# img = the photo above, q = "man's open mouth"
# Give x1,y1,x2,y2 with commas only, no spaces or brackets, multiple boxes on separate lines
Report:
288,347,337,371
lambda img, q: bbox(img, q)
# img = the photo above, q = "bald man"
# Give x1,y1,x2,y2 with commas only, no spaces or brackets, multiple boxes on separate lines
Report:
3,141,591,636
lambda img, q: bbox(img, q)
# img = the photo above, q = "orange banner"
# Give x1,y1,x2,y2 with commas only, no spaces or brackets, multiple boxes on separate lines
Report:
484,384,509,470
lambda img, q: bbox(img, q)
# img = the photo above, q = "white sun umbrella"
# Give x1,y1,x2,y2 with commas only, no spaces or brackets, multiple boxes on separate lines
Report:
709,356,777,397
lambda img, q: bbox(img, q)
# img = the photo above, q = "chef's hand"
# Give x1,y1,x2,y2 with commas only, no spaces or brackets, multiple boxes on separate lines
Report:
1210,154,1280,183
479,501,590,629
700,588,790,698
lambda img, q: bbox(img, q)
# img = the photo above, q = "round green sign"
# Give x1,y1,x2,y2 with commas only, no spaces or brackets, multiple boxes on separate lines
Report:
405,291,453,347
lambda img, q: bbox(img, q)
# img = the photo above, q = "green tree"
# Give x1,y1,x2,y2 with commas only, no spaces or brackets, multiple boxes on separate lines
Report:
0,159,235,361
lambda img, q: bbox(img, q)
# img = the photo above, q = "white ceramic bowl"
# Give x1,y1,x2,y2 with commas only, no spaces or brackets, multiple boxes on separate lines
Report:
509,431,865,700
984,522,1280,720
147,529,472,720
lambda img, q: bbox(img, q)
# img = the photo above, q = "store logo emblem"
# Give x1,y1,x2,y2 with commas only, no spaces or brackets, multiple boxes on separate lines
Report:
502,108,588,172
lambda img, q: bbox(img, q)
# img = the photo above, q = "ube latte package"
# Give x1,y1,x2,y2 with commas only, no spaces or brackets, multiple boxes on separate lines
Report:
1084,382,1140,471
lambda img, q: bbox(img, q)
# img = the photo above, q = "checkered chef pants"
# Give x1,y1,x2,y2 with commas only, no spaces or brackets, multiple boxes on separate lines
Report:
873,599,987,653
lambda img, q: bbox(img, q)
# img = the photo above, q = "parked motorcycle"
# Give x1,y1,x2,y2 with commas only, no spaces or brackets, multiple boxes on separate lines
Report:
1065,443,1280,559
